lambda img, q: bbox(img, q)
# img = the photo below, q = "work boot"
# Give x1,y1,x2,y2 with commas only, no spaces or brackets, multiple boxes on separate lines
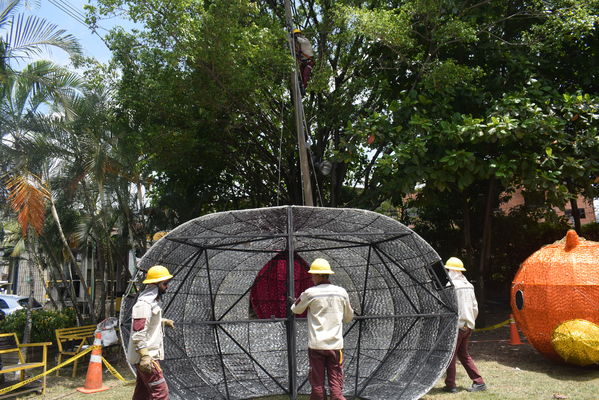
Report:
467,383,487,392
443,386,457,393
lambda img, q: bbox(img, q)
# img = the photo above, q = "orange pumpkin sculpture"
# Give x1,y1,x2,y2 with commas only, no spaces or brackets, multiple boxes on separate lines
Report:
511,230,599,366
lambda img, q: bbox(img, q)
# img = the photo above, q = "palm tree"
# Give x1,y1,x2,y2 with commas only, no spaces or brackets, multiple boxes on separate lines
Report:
1,65,99,323
31,88,147,319
0,0,80,75
0,2,84,331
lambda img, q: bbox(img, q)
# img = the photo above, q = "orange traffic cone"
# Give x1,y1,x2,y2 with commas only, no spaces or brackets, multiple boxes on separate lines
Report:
509,314,523,345
77,332,109,394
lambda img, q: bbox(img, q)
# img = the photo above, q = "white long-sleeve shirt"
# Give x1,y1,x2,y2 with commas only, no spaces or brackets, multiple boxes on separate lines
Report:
449,272,478,330
291,283,354,350
127,285,166,363
295,35,314,58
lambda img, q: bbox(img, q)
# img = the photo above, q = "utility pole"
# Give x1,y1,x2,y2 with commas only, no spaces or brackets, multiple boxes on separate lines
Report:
284,0,314,206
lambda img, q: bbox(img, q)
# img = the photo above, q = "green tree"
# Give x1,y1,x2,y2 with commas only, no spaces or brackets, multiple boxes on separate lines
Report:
87,0,417,222
341,0,599,313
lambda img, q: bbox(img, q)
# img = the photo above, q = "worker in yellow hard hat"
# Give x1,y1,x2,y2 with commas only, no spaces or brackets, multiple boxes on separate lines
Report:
291,258,354,400
292,27,315,94
442,257,487,393
127,265,175,399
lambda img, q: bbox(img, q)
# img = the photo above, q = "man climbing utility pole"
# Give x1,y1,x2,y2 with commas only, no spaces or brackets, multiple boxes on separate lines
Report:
292,28,315,92
285,0,314,206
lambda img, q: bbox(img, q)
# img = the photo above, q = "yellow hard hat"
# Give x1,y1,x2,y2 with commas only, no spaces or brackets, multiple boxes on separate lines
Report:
308,258,334,274
293,28,302,34
444,257,466,271
143,265,173,284
152,231,167,242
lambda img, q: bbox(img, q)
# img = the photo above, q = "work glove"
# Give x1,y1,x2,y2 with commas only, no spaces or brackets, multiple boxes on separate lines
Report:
162,318,175,329
137,347,153,374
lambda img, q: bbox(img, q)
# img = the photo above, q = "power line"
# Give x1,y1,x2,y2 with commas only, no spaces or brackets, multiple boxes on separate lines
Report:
47,0,108,32
47,0,87,27
46,0,112,50
53,0,87,21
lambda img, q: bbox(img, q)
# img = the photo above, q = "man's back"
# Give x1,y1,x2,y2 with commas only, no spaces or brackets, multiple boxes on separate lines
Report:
449,273,478,330
292,283,353,350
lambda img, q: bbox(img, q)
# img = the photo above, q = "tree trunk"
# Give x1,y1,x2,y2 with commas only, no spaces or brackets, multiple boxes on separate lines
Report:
569,197,582,233
40,236,83,324
48,196,96,320
32,254,59,311
97,243,107,321
23,241,34,344
107,246,116,317
46,263,67,310
462,197,475,270
330,161,347,207
477,178,497,327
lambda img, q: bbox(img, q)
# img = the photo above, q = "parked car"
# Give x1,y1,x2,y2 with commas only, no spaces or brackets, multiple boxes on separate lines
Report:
0,294,43,315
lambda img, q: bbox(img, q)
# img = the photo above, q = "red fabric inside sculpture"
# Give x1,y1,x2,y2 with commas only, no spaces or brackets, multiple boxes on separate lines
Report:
250,252,313,319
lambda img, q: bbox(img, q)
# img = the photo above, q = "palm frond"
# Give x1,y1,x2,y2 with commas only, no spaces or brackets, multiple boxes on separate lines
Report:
73,214,94,245
0,0,20,29
4,60,83,123
4,13,82,61
6,173,50,236
22,113,75,158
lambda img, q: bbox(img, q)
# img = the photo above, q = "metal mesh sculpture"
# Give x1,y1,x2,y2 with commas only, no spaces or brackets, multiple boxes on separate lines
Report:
120,206,458,399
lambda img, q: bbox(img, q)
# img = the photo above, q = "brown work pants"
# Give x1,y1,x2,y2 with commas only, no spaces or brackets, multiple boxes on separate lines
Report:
308,348,346,400
444,327,485,388
132,361,169,400
300,58,315,89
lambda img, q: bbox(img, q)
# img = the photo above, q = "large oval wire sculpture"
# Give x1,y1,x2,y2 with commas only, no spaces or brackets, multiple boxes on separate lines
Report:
120,206,458,399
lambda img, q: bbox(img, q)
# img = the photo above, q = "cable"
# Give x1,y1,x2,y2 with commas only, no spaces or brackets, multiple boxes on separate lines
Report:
307,145,324,206
47,0,87,28
47,0,112,50
57,0,109,33
56,0,109,33
48,0,110,33
53,0,87,21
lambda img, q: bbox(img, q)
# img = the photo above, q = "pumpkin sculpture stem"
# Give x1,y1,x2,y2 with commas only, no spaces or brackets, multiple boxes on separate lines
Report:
564,229,580,252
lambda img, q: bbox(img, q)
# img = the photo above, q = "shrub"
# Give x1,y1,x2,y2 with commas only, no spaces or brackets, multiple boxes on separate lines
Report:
0,308,77,343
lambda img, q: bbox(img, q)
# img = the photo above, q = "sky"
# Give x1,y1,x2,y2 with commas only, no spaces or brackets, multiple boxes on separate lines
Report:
22,0,136,66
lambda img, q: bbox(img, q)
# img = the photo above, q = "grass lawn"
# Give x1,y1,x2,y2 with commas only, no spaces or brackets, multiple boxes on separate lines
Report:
11,326,599,399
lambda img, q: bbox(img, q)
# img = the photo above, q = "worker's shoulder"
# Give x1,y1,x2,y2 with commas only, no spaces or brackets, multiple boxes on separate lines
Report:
307,283,348,297
132,299,153,312
452,278,474,290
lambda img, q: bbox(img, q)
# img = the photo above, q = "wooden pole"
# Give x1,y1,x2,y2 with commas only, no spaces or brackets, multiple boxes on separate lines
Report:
285,0,313,206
